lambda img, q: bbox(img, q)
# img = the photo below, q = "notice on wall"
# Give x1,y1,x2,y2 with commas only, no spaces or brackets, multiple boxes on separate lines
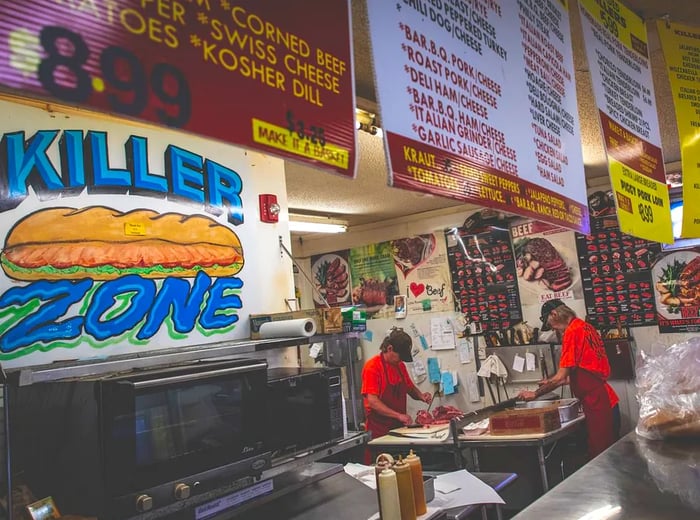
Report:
311,250,352,308
578,0,672,243
651,249,700,333
349,242,399,318
366,0,589,233
657,21,700,239
0,1,357,177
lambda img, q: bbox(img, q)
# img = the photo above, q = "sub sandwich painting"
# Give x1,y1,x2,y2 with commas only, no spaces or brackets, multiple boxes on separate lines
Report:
1,206,244,281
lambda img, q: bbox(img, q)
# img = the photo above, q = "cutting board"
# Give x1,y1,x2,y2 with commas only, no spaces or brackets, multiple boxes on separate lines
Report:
391,423,450,435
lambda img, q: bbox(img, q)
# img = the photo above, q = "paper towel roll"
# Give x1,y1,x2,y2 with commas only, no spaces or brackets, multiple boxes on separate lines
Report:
258,318,317,338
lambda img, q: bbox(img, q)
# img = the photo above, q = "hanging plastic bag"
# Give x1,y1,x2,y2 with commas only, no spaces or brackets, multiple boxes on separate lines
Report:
635,338,700,439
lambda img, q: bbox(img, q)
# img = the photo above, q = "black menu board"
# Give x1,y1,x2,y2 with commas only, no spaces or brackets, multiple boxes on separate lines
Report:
446,228,522,332
576,219,661,328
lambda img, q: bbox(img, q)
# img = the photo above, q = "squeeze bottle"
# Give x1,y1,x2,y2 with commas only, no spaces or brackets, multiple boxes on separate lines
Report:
405,450,427,515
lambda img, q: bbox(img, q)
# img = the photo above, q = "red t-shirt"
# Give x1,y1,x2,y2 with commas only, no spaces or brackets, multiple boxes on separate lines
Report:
361,354,416,415
560,318,619,407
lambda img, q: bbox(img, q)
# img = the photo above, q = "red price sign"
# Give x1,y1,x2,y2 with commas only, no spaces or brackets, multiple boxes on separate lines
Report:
0,0,356,177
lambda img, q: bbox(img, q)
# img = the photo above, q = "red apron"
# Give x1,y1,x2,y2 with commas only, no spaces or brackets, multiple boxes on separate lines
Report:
364,356,409,463
569,368,614,458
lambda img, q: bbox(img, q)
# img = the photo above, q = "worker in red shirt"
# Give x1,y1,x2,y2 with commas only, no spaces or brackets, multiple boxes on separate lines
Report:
518,299,620,458
361,328,432,462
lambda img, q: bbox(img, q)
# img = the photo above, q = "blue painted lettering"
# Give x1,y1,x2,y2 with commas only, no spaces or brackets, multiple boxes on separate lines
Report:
200,277,243,328
0,130,244,223
0,279,92,353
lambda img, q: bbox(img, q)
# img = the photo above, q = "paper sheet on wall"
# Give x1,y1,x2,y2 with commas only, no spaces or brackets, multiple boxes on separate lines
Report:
466,372,480,402
412,359,427,384
512,354,525,373
457,337,473,364
427,357,441,383
525,352,536,371
430,317,456,350
441,371,455,395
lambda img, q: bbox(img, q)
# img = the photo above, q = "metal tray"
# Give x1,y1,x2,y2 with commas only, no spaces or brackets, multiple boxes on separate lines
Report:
516,398,580,423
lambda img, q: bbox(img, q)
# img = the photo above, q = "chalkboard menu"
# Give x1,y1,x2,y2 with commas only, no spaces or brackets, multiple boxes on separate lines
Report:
446,228,522,332
576,219,661,328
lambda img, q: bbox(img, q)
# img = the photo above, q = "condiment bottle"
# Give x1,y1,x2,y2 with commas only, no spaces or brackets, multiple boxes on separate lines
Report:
375,453,395,519
393,456,417,520
377,467,401,520
405,450,427,515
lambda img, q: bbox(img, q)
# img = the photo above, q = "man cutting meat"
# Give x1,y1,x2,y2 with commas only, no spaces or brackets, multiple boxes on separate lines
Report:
361,328,432,462
518,299,620,458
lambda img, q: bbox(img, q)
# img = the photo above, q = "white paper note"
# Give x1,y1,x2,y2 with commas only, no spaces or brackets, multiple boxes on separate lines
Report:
512,354,525,373
430,317,456,350
525,352,536,371
466,372,480,402
457,337,472,364
430,470,505,507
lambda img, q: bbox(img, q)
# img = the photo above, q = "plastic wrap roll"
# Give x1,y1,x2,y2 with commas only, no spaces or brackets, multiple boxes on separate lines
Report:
258,318,317,338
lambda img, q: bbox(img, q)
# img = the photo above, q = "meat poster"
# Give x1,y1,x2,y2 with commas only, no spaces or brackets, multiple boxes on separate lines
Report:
576,217,660,329
311,250,352,308
349,242,400,318
391,234,453,315
511,219,583,324
446,227,522,332
652,249,700,333
366,0,589,233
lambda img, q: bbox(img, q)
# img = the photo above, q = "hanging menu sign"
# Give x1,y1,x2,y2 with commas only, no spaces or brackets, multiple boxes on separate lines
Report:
446,227,522,332
0,1,356,178
578,0,672,243
657,21,700,239
366,0,589,233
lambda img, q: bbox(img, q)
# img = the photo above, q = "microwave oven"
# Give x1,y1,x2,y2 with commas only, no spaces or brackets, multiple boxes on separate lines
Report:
265,367,344,457
8,357,270,519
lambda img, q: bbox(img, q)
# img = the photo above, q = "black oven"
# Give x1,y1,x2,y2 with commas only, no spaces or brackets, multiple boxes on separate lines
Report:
265,367,344,457
8,357,270,519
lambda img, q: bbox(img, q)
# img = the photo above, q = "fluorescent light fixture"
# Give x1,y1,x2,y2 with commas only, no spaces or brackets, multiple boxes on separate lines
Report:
288,221,347,233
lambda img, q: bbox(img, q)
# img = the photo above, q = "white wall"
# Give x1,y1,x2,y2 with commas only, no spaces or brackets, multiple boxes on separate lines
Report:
292,204,700,433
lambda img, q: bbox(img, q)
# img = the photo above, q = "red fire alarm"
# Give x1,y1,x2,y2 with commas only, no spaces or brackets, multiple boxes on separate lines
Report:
259,194,280,223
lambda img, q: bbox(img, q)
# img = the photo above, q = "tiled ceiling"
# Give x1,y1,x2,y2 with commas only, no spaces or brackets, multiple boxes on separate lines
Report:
285,1,699,228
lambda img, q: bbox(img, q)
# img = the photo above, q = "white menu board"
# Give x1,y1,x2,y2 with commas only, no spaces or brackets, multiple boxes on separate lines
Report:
367,0,589,233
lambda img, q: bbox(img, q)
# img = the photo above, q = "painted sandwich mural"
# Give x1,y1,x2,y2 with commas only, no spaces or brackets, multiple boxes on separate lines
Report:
0,101,291,367
1,206,244,281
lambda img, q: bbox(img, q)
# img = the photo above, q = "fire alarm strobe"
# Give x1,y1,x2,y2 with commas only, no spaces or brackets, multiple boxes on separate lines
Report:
259,194,280,223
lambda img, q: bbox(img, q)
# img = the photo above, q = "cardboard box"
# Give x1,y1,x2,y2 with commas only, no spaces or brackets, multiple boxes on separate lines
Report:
250,308,343,339
489,406,561,435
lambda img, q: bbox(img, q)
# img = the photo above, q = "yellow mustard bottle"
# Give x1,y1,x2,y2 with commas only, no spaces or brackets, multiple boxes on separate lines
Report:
393,456,416,520
375,453,395,519
405,450,427,515
377,467,401,520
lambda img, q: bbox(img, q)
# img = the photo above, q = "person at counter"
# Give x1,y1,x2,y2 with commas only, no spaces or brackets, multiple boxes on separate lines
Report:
518,299,620,458
361,327,432,462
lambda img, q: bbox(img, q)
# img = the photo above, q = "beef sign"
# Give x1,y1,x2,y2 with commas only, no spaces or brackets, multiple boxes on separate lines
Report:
516,237,572,292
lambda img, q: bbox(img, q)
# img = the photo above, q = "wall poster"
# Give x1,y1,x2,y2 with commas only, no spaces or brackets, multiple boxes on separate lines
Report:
652,249,700,333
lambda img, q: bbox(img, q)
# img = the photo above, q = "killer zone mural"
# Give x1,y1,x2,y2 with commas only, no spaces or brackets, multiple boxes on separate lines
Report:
0,101,292,368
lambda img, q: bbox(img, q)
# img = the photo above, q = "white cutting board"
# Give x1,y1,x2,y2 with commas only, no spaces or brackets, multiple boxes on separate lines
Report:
391,423,450,435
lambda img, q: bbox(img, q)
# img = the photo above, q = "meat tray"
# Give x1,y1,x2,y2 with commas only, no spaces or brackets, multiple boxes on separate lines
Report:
516,398,580,423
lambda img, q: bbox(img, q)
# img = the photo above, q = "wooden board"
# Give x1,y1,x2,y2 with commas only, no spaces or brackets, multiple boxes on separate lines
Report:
391,423,450,435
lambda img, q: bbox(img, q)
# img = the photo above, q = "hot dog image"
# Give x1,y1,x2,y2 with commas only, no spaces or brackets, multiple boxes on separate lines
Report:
0,206,244,281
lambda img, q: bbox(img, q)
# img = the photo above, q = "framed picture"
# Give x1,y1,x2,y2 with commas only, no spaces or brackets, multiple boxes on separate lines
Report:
394,295,407,319
26,497,60,520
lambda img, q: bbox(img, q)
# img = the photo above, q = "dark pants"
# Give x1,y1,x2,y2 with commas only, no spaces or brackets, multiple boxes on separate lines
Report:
612,404,621,440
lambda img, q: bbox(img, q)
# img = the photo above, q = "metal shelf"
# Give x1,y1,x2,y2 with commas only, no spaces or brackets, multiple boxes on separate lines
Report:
8,332,361,386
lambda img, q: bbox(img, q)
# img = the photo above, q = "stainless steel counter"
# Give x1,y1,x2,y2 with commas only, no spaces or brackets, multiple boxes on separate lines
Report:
512,431,700,519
